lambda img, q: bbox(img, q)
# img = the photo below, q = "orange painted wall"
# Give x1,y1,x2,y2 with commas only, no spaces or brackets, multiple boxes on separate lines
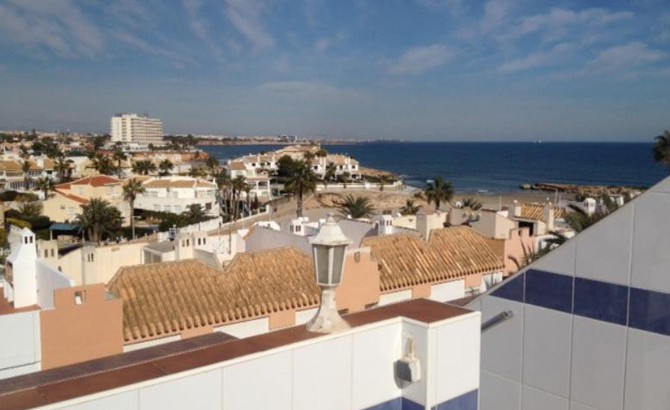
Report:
269,309,296,330
337,250,380,313
40,284,123,370
412,283,431,299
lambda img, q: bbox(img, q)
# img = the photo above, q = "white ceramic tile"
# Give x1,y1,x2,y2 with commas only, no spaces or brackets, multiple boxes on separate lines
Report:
351,323,402,409
223,350,292,409
140,370,222,410
569,401,599,410
292,335,352,410
522,305,572,397
0,311,40,369
480,371,520,410
481,296,524,381
434,314,480,405
531,240,576,277
401,322,432,406
574,204,633,286
522,385,568,410
630,192,670,293
649,175,670,194
624,328,670,410
570,317,626,410
62,391,138,410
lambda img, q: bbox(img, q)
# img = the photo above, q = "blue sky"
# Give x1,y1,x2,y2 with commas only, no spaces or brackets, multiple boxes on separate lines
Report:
0,0,668,141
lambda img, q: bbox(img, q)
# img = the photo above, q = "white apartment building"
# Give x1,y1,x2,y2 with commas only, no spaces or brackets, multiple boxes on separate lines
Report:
134,176,218,216
110,113,164,144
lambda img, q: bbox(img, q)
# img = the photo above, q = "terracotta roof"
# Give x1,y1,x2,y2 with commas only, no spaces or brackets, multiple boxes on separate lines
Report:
108,249,320,343
27,161,41,171
362,226,503,292
54,189,89,205
69,175,123,187
43,158,55,170
520,203,566,221
142,179,215,189
228,161,246,171
0,161,22,172
143,179,172,189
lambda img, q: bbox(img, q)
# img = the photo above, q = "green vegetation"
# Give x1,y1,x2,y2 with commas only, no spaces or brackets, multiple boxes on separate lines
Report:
76,198,123,242
460,197,483,211
400,199,421,215
140,205,215,232
653,130,670,171
0,191,39,202
123,178,146,239
424,177,454,211
285,160,317,217
337,195,376,219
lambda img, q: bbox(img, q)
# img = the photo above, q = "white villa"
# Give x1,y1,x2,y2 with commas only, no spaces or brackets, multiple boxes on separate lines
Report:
134,176,218,216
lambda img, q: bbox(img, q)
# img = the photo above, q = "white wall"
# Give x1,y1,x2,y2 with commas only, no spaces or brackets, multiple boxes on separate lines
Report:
0,311,41,379
36,261,75,309
378,290,412,306
214,318,269,339
431,280,465,302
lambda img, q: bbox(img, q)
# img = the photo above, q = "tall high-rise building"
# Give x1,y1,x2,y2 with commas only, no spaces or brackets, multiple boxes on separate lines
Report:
110,113,164,144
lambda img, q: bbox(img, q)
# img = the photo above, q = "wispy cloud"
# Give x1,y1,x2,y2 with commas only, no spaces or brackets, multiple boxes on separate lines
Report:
388,44,454,75
0,0,103,58
587,42,665,72
499,42,575,73
458,0,515,41
258,81,365,101
183,0,225,61
224,0,275,50
113,31,198,68
416,0,464,13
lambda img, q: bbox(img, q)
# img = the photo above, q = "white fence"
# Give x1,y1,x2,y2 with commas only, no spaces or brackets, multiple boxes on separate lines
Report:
315,180,403,192
157,207,271,241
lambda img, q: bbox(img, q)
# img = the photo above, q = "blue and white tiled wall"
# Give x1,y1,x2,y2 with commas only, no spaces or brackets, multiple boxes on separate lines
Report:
471,176,670,410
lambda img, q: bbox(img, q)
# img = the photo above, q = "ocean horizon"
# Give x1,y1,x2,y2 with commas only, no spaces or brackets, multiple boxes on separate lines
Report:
202,142,669,194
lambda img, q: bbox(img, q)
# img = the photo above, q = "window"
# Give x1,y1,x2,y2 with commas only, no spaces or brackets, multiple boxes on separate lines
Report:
74,290,85,305
44,249,49,258
51,249,55,257
87,253,94,263
354,251,361,263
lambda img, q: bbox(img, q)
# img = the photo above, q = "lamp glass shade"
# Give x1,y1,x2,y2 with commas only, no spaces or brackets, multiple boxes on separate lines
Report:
314,245,331,285
331,245,347,284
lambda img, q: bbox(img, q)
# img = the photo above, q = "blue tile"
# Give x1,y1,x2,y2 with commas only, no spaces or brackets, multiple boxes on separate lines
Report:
434,389,478,410
402,397,425,410
525,269,573,313
363,397,402,410
491,273,524,302
629,287,670,336
574,277,628,325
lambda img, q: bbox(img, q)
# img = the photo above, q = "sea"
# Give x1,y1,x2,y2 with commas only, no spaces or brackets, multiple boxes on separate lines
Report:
201,142,668,194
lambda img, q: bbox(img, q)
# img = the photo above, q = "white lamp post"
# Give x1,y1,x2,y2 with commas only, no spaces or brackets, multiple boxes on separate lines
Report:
306,213,352,333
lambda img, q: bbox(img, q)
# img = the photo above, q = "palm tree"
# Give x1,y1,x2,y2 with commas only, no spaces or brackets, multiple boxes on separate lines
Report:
653,130,670,171
214,169,231,219
18,201,43,218
338,195,376,219
400,199,421,215
424,177,454,211
123,179,146,239
54,156,74,182
91,154,115,175
21,160,32,189
184,204,206,222
35,177,55,200
132,160,157,175
338,171,351,189
158,159,174,176
76,198,123,243
205,156,220,176
324,162,337,183
285,160,317,218
231,175,249,220
112,147,127,178
461,197,483,210
188,167,206,178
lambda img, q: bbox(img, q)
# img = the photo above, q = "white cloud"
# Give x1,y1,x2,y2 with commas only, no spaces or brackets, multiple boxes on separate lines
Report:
113,31,197,68
388,44,454,75
588,42,665,71
457,0,515,41
183,0,224,61
416,0,463,13
315,38,331,52
0,0,103,58
224,0,275,50
499,43,575,73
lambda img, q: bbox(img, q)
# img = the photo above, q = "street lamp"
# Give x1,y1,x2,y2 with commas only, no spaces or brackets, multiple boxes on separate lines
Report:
306,213,352,333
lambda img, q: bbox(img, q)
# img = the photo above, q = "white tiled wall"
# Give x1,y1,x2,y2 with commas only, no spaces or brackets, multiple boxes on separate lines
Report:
400,321,433,406
631,192,670,293
570,317,626,410
574,204,633,286
480,371,520,410
521,385,568,410
66,391,139,410
140,370,222,410
351,323,402,409
293,335,352,410
434,315,480,405
431,280,465,302
531,240,576,277
624,328,670,410
0,311,40,375
481,296,524,381
523,305,572,397
223,351,293,409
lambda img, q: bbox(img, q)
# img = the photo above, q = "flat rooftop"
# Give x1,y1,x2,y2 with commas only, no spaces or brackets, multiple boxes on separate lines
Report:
0,299,472,410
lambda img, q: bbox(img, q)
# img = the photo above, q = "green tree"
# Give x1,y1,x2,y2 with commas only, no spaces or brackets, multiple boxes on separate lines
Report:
18,201,43,218
424,177,454,211
653,130,670,171
112,147,127,178
214,169,231,219
276,155,298,178
54,156,74,182
205,156,220,176
184,203,206,222
461,197,483,210
188,166,206,178
231,175,249,220
158,159,174,176
76,198,123,242
92,154,115,175
21,160,32,189
35,177,55,200
123,178,146,239
338,171,351,189
285,160,317,218
132,160,157,175
338,195,376,219
400,199,421,215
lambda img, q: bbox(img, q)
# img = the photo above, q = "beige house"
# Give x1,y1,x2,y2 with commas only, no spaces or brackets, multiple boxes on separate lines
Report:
43,176,130,224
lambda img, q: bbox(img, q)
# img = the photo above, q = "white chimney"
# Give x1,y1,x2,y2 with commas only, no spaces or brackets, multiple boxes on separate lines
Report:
512,200,522,217
543,202,555,231
10,228,38,308
377,215,394,235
